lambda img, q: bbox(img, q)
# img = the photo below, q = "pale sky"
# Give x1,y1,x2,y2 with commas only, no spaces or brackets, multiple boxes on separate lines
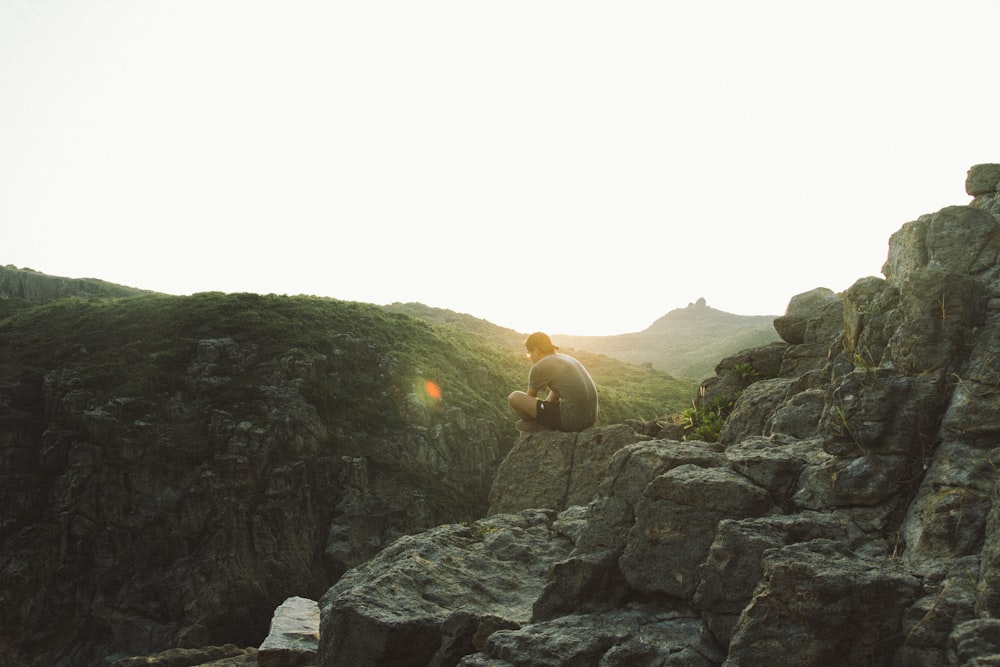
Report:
3,2,999,336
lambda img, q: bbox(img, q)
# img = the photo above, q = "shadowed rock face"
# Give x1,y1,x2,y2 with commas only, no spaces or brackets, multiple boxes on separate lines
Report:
314,165,1000,666
0,317,515,666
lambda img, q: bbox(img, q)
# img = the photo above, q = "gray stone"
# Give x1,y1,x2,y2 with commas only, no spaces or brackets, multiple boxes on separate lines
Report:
718,378,792,444
460,607,722,667
774,287,841,345
695,512,863,645
317,510,573,667
723,436,823,510
258,597,319,667
488,424,648,515
620,465,774,598
949,618,1000,666
966,163,1000,196
726,541,921,667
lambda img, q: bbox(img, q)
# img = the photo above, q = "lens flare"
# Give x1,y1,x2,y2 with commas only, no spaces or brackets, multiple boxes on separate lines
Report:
424,380,442,401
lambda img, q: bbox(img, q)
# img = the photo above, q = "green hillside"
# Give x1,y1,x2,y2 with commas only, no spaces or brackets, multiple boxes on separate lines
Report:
383,301,698,420
387,299,781,384
0,292,693,430
0,264,153,301
557,300,781,381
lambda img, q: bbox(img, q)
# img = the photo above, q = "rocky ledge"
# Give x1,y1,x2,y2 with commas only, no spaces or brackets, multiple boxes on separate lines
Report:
308,165,1000,666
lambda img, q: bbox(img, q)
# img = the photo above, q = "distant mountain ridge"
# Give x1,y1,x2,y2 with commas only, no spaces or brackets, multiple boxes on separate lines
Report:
1,264,779,382
388,298,781,382
557,298,781,381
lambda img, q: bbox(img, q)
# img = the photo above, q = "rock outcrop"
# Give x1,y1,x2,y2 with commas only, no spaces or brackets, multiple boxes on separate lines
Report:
0,297,518,666
315,165,1000,665
258,597,319,667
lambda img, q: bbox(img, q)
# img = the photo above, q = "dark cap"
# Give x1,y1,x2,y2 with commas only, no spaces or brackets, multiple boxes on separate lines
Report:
525,331,558,353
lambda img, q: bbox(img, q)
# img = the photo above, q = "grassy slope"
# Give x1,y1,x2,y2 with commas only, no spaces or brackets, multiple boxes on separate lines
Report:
557,304,781,381
0,293,693,431
385,301,698,419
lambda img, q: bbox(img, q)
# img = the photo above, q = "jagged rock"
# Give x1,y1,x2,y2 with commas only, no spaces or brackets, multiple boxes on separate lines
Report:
723,435,823,510
599,439,727,508
0,317,514,665
725,541,922,666
530,546,630,622
967,163,1000,196
883,205,1000,289
258,597,319,667
978,480,1000,618
697,342,788,414
108,644,255,666
898,556,981,667
620,465,775,598
531,439,729,621
718,377,793,443
968,163,1000,218
487,424,649,515
949,618,1000,666
458,606,724,667
900,440,998,575
773,287,841,345
694,511,866,645
316,510,573,667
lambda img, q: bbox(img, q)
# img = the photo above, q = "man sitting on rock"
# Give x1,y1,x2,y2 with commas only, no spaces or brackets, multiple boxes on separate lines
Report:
508,332,598,433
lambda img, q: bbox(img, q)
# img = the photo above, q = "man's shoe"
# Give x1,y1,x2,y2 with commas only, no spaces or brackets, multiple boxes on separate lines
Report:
516,419,550,432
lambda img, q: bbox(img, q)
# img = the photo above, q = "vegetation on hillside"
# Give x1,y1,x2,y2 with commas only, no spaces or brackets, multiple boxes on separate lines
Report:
559,303,780,381
0,264,153,301
0,293,694,433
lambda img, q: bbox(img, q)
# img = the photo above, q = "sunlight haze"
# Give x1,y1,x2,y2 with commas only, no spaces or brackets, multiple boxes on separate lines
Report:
3,1,1000,335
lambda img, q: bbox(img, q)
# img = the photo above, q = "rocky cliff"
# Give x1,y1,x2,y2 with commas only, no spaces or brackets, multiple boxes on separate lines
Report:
310,164,1000,666
0,294,523,666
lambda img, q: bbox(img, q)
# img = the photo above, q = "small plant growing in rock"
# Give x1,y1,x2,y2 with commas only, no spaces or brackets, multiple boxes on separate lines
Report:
680,394,734,443
733,362,758,383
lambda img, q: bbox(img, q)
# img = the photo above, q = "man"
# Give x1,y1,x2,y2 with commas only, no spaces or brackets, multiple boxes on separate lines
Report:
507,332,598,432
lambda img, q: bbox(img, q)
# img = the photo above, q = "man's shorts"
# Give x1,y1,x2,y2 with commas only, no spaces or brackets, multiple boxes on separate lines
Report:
535,400,562,430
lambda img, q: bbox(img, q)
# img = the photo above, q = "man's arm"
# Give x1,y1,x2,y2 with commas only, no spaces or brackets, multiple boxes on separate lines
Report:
527,386,559,402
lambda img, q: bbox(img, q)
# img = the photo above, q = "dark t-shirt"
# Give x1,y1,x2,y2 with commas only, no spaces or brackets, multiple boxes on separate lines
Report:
528,352,599,431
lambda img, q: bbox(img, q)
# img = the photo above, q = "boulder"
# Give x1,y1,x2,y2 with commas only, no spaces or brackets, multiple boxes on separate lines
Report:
620,465,775,598
694,511,865,644
258,597,319,667
487,424,649,515
967,163,1000,196
726,541,922,666
317,510,573,667
968,163,1000,217
773,287,841,345
458,607,723,667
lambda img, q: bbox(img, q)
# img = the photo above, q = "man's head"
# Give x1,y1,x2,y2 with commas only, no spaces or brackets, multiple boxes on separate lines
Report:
525,332,558,361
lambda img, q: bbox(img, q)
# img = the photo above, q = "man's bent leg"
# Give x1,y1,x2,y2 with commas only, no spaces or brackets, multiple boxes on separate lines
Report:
508,391,537,420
